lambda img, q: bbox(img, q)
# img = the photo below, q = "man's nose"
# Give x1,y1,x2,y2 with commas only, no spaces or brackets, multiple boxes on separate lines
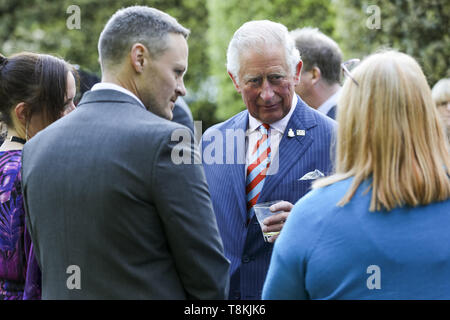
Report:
176,79,187,97
260,79,275,101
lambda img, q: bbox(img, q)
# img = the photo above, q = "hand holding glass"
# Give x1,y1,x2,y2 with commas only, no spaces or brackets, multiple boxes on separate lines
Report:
253,201,283,242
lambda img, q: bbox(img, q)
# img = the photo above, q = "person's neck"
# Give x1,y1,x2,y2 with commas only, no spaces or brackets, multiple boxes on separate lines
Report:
102,73,139,98
0,127,25,151
312,82,341,109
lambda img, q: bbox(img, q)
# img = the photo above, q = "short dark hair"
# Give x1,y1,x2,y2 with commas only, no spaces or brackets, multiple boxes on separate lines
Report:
290,27,342,84
0,52,76,126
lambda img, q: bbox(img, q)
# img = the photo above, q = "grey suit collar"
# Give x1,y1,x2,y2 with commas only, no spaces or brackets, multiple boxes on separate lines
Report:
77,89,147,110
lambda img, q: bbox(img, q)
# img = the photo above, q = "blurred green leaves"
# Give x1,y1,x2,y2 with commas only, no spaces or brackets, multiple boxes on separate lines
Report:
1,0,448,130
334,0,449,85
207,0,336,120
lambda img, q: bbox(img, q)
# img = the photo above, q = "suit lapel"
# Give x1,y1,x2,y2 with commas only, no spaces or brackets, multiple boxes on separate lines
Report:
259,98,317,202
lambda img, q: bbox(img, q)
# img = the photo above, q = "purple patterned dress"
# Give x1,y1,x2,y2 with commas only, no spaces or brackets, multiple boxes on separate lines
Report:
0,150,41,299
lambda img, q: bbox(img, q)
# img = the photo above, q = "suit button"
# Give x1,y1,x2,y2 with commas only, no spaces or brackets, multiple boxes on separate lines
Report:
242,255,251,263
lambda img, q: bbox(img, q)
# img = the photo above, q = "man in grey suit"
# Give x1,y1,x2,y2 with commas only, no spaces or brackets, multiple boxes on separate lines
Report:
21,6,229,299
290,27,343,119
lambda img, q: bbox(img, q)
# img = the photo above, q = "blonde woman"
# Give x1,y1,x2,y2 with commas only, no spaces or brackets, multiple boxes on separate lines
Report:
432,78,450,141
262,51,450,299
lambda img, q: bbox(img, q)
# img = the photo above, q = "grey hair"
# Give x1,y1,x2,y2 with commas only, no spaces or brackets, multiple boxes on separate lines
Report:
431,78,450,105
98,6,190,69
289,27,342,84
226,20,301,83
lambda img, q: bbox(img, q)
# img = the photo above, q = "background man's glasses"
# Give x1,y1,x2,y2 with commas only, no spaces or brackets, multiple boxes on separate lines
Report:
341,58,360,86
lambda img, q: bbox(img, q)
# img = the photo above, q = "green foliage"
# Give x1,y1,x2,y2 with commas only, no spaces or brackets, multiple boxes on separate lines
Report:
0,0,336,129
207,0,336,121
2,0,447,130
0,0,216,127
0,0,211,85
335,0,450,86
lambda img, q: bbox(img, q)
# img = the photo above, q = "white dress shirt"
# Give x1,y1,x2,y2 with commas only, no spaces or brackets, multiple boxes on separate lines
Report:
91,82,146,110
317,88,341,115
245,95,298,173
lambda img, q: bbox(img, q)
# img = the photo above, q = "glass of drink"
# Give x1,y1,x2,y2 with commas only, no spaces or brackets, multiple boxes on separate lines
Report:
253,200,282,242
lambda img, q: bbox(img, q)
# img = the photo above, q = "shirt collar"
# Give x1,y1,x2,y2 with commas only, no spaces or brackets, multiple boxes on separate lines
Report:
91,82,146,109
248,94,298,134
317,87,341,115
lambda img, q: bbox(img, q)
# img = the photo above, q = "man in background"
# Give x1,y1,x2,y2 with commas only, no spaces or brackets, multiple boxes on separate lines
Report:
173,96,194,133
290,27,342,119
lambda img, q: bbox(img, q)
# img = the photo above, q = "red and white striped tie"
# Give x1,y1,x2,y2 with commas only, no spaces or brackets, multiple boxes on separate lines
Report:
246,123,271,217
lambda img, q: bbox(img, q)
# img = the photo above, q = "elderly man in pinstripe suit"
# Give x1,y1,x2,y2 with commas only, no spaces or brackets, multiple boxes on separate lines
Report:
202,20,336,300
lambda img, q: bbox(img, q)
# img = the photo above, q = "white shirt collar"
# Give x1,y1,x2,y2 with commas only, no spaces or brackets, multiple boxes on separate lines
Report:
91,82,146,109
317,88,341,115
248,94,298,134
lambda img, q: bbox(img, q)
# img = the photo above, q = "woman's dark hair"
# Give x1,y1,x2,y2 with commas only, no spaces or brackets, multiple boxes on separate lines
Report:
0,52,77,127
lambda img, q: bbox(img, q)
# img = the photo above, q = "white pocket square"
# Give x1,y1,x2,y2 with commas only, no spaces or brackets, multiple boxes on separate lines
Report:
298,169,325,180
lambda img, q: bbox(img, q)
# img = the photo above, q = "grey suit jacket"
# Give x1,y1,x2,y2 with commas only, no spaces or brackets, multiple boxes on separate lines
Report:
21,89,229,299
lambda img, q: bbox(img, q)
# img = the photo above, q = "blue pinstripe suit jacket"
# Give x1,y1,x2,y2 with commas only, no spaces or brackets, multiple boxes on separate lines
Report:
202,96,336,300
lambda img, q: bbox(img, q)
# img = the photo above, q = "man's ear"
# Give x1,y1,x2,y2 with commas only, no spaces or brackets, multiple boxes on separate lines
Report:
130,43,147,73
14,102,28,126
310,66,321,85
228,71,241,93
293,60,303,85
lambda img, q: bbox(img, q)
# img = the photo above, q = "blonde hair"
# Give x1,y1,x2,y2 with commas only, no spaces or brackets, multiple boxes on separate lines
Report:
314,50,450,211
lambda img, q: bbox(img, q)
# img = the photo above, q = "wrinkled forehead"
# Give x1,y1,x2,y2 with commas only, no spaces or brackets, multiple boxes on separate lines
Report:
238,45,290,76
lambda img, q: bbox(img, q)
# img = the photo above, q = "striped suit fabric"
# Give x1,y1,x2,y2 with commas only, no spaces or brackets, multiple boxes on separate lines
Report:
202,96,337,300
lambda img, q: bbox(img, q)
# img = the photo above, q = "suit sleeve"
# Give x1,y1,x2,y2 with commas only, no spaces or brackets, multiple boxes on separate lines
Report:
151,128,230,299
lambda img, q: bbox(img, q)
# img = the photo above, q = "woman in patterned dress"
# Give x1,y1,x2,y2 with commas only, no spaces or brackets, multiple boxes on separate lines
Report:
0,52,77,299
